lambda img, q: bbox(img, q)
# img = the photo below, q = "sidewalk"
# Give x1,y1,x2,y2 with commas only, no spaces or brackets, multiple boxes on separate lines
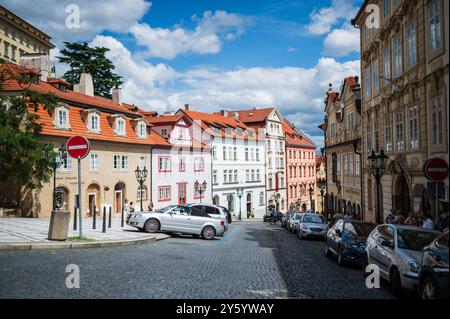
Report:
0,217,169,251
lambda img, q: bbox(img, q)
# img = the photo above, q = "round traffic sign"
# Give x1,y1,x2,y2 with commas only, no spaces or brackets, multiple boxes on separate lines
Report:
66,136,90,159
423,158,448,182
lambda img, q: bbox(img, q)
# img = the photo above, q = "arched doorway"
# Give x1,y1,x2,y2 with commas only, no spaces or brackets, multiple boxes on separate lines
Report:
87,183,100,217
114,182,126,215
55,186,69,210
246,193,252,218
394,175,410,217
213,195,219,206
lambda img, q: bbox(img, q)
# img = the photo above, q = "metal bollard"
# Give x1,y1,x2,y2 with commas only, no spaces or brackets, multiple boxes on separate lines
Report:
121,204,124,227
73,206,78,231
93,205,97,229
108,206,112,228
102,206,106,233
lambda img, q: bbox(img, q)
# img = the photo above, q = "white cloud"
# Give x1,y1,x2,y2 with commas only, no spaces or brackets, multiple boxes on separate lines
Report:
306,0,358,36
0,0,151,44
288,47,298,53
129,10,248,59
323,25,360,57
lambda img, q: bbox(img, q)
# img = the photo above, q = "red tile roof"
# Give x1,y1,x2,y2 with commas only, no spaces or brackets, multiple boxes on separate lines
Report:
282,120,315,149
219,108,275,124
147,114,184,125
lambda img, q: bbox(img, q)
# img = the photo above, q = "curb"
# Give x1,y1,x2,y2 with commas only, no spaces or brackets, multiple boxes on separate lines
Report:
0,234,170,252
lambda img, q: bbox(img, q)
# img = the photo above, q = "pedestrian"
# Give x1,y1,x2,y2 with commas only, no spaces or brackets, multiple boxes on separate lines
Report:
435,210,448,232
147,201,154,212
270,209,277,225
386,209,395,224
422,212,435,230
129,201,135,213
124,199,130,214
404,212,418,226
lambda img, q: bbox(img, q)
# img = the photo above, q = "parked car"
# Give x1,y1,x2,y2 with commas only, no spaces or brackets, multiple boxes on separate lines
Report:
218,206,232,224
418,231,449,299
281,212,294,228
298,213,328,240
366,224,440,297
184,203,229,231
288,213,303,233
126,205,226,240
325,219,376,266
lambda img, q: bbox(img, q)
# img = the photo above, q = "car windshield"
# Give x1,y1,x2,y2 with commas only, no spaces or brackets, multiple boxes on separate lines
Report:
397,229,439,251
303,215,325,224
156,205,176,213
294,214,302,220
344,222,376,237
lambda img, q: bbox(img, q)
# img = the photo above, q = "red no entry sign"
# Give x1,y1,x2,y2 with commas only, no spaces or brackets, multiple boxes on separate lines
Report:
423,158,448,182
66,136,90,159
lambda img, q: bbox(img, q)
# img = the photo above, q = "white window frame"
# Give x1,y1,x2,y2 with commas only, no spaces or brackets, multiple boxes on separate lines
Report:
406,22,417,69
90,153,99,172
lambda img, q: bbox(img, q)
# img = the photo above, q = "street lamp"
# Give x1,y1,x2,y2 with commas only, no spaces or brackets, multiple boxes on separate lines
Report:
44,144,67,211
135,166,148,212
308,185,314,211
368,149,389,224
317,179,326,214
237,188,244,221
195,180,208,203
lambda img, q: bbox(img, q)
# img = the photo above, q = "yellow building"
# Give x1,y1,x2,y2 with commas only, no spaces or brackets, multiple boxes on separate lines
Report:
0,5,54,72
321,77,363,219
352,0,449,223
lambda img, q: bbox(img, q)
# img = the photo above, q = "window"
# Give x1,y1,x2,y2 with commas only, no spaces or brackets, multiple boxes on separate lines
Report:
406,22,417,68
158,186,171,202
57,108,69,128
365,66,371,98
256,149,260,161
3,42,9,58
213,170,218,184
383,0,390,18
395,111,404,151
194,157,204,172
383,47,391,85
228,170,233,183
223,146,227,160
117,118,125,136
246,170,250,182
234,170,238,182
259,192,264,206
408,106,419,149
256,169,260,181
393,35,403,77
347,112,355,131
57,155,72,172
428,0,441,52
179,157,186,172
355,155,360,176
374,120,380,152
212,146,217,160
137,186,148,200
385,116,392,152
90,114,100,132
158,156,171,172
366,125,372,154
138,122,147,138
373,60,379,95
251,169,255,182
431,96,443,146
330,123,336,137
223,170,228,183
113,155,128,170
11,45,16,61
90,154,99,171
233,147,237,161
161,129,168,136
245,148,249,161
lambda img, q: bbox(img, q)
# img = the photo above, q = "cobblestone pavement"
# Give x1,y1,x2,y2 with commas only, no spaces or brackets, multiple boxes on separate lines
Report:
0,221,393,299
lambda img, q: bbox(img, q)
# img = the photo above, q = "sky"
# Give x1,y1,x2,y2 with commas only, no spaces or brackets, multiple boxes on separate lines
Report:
1,0,363,150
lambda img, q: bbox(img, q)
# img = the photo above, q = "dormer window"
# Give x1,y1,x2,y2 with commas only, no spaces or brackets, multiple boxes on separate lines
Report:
138,122,147,138
90,113,100,132
56,107,69,129
117,118,126,136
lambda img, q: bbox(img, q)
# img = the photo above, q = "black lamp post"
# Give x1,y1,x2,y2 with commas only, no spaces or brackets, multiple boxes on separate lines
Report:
195,180,207,203
368,149,389,224
317,179,326,214
237,188,244,221
44,144,67,211
135,166,148,212
308,185,314,211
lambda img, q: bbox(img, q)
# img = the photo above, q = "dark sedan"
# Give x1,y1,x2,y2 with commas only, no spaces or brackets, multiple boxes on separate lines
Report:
419,231,449,299
325,219,377,266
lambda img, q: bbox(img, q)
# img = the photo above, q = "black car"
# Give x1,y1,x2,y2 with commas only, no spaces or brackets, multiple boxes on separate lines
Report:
419,231,449,299
325,219,377,266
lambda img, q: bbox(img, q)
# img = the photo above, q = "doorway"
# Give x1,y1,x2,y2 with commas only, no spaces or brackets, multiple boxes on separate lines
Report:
246,193,252,218
394,175,410,217
114,182,126,214
178,183,187,205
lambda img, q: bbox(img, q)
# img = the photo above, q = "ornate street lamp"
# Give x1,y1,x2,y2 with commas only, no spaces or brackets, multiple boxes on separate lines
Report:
44,144,67,211
135,166,148,212
308,185,315,211
317,179,326,214
195,180,208,203
368,149,389,224
237,188,244,221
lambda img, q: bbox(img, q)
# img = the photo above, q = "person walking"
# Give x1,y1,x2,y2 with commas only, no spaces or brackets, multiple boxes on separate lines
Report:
404,212,418,226
422,212,435,230
270,209,277,225
129,201,135,213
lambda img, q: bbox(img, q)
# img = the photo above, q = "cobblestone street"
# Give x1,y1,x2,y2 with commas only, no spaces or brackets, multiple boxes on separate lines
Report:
0,221,393,299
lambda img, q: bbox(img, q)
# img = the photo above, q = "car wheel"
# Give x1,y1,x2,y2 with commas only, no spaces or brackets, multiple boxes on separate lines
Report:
420,276,439,299
325,244,333,257
337,246,345,266
143,219,160,233
201,226,216,240
390,268,403,298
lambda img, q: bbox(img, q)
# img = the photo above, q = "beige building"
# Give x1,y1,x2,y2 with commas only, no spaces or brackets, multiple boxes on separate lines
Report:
0,62,169,218
352,0,449,223
321,77,363,218
0,5,54,73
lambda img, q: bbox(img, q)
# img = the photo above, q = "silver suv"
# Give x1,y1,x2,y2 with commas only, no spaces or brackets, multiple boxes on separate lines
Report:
126,205,226,240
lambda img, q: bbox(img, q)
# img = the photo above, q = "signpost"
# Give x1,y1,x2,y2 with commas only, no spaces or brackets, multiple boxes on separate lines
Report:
66,136,90,237
423,158,448,218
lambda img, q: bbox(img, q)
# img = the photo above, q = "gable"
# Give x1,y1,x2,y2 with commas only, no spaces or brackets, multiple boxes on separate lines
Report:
267,108,282,123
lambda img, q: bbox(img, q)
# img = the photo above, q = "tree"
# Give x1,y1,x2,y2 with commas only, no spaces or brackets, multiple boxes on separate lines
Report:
0,60,58,189
57,42,123,98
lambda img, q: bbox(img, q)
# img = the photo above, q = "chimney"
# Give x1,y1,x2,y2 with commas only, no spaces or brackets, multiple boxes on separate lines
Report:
232,112,239,120
112,88,122,105
19,53,49,82
184,103,194,110
220,110,228,117
77,73,94,96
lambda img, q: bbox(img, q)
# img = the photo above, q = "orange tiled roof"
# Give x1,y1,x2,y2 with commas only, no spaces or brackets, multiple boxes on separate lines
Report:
147,114,185,125
282,120,315,148
219,107,275,124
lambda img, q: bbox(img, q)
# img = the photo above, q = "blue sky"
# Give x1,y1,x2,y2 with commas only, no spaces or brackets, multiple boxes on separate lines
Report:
2,0,363,149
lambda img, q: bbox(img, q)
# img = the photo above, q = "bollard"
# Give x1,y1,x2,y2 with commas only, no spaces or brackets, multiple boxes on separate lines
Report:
93,205,96,229
121,204,124,228
73,206,78,231
108,206,112,228
102,206,106,233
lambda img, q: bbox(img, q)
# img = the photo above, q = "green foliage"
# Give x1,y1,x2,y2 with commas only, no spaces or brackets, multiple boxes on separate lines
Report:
57,42,123,98
0,60,58,189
